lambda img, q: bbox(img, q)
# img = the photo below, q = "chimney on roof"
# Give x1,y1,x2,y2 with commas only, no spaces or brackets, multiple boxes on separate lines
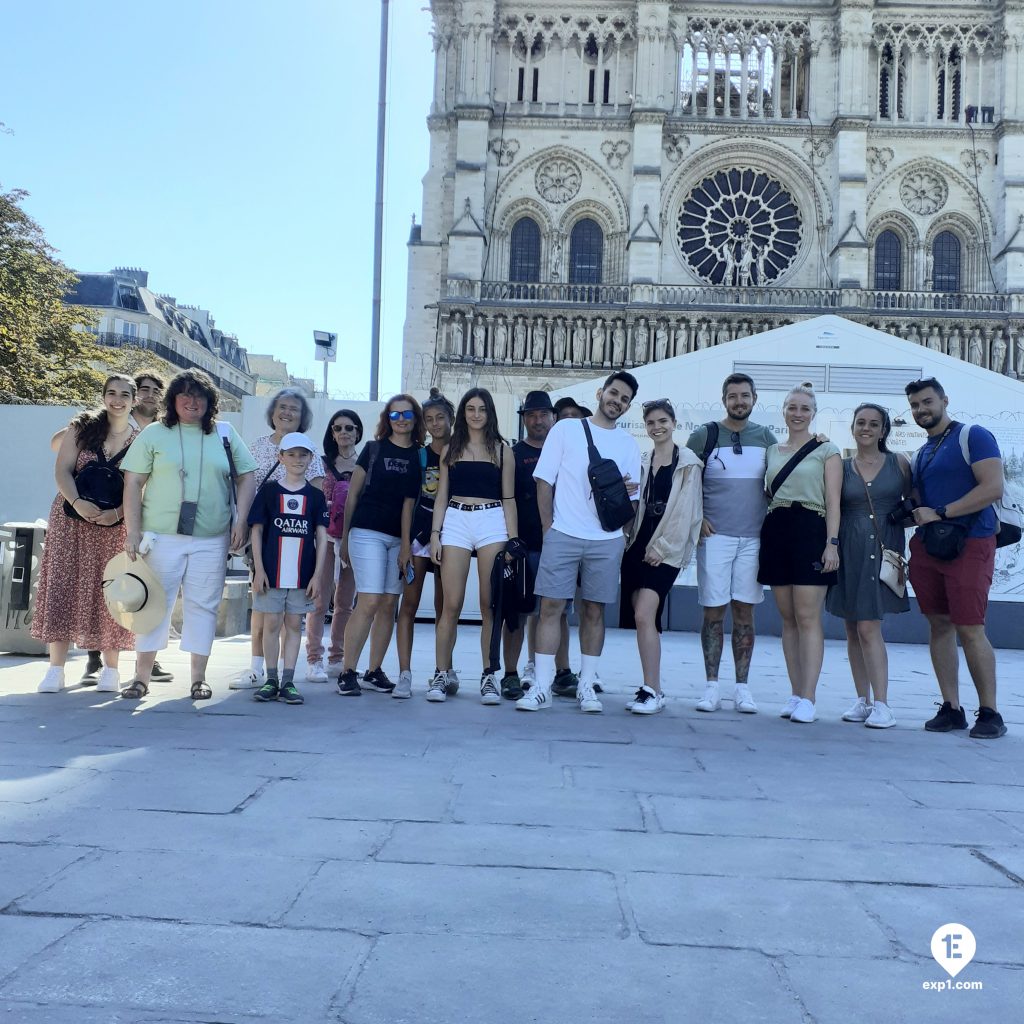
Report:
112,267,149,287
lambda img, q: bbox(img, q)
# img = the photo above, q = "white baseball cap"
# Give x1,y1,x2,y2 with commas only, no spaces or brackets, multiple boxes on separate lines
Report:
279,432,316,452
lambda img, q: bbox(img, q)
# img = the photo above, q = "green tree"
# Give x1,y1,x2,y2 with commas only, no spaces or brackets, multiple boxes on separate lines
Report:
0,185,104,404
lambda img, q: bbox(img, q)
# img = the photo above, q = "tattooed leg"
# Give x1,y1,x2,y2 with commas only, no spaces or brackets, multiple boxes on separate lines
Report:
731,601,756,684
700,607,726,681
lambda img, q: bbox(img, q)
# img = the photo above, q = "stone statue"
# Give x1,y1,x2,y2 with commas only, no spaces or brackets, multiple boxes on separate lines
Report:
450,315,464,356
472,316,486,359
493,317,508,362
907,324,922,346
925,250,935,286
696,321,712,350
655,321,669,362
991,331,1007,373
968,327,984,366
755,246,770,285
633,318,650,363
513,317,527,361
734,320,751,339
532,317,546,363
672,322,688,355
572,317,587,365
719,242,737,286
612,320,626,365
715,321,732,347
591,318,606,364
552,318,567,363
737,238,755,287
1016,337,1024,377
947,326,963,361
926,325,943,351
550,237,562,281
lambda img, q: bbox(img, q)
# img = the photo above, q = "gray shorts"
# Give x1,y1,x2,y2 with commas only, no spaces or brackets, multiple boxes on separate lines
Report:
252,587,315,615
534,528,625,605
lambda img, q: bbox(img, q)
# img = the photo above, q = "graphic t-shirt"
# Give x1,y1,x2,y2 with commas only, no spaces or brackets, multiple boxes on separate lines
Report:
412,446,442,544
915,422,1000,538
248,482,328,589
512,439,544,551
533,418,641,542
685,422,778,538
350,438,422,538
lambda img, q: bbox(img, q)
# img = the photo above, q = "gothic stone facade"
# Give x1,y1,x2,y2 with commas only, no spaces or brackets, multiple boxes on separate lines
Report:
402,1,1024,404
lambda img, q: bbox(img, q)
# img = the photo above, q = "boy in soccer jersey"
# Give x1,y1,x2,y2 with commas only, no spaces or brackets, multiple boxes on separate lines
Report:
248,433,329,705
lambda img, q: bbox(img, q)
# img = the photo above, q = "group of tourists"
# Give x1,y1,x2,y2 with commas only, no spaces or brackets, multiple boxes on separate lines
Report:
28,365,1010,739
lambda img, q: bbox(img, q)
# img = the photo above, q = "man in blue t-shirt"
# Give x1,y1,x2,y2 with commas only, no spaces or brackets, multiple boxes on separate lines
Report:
906,378,1007,739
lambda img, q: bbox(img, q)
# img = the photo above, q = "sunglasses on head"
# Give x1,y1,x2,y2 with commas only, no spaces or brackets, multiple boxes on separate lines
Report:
332,423,357,432
388,409,415,421
642,398,673,413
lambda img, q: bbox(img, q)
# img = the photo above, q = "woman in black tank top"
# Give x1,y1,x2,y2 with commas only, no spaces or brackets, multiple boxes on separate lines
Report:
429,388,518,705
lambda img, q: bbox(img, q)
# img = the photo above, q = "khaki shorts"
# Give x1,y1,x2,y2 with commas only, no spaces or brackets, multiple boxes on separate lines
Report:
534,528,624,605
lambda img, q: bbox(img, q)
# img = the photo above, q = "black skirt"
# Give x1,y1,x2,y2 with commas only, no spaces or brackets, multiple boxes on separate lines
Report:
758,502,838,587
619,516,681,632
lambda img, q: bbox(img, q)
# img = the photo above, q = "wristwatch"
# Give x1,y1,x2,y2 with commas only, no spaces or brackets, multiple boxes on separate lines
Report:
828,537,839,546
935,506,948,520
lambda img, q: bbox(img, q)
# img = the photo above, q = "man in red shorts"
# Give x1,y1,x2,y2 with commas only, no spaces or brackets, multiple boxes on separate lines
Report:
906,377,1007,738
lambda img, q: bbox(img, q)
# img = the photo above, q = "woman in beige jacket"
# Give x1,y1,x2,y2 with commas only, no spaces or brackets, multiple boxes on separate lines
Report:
620,399,704,714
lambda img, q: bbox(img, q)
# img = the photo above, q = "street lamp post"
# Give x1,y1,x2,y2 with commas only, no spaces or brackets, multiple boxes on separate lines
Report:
369,0,390,402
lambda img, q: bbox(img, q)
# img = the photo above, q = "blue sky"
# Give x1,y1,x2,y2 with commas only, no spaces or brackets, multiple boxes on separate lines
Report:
0,0,434,397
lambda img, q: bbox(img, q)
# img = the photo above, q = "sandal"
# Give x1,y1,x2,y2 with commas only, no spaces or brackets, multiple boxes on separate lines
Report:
120,679,149,700
190,680,213,701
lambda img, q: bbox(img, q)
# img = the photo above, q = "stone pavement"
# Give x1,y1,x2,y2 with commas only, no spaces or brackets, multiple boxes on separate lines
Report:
0,624,1022,1023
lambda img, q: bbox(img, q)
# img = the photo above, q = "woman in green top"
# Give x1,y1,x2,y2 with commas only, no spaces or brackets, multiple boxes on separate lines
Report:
757,383,842,724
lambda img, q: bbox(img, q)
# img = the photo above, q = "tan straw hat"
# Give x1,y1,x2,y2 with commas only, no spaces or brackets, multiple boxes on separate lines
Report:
102,551,167,634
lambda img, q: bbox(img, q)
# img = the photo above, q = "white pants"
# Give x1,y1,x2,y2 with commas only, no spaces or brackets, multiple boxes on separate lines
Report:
135,533,229,656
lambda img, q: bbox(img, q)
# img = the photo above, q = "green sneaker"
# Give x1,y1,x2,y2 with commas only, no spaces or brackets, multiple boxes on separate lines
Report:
280,682,304,705
253,680,280,702
551,669,579,698
500,672,523,701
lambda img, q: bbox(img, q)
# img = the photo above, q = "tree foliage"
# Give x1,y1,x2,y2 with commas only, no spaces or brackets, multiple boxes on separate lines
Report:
0,185,105,404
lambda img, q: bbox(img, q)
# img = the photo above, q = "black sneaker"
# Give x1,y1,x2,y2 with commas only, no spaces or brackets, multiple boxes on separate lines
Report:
150,662,174,682
362,668,395,693
337,670,362,696
551,669,579,698
969,707,1007,739
81,651,102,686
253,680,279,702
500,672,523,701
279,682,304,705
924,701,968,732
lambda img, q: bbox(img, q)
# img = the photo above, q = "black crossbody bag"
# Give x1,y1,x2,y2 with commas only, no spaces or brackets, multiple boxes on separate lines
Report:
768,439,824,500
581,420,635,531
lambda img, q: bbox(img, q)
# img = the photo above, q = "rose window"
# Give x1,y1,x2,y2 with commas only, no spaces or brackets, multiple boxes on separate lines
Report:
535,157,582,204
675,169,803,285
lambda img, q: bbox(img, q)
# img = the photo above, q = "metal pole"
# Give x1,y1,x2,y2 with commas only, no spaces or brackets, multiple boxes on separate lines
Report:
370,0,389,402
323,360,328,399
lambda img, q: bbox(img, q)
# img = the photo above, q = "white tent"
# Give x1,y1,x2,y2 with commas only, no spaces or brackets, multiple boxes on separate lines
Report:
552,315,1024,602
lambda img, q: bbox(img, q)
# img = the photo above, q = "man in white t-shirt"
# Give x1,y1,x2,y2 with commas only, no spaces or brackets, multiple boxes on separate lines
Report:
517,371,641,713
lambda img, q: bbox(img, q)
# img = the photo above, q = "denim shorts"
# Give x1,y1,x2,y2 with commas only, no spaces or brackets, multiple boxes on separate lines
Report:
252,587,315,615
348,527,402,595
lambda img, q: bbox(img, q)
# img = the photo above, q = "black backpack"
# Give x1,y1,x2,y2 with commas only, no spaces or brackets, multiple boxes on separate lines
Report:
581,420,635,532
698,422,720,466
63,443,132,526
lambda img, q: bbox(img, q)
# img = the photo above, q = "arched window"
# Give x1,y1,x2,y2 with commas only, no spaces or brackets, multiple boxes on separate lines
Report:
932,231,961,292
509,217,541,282
569,218,603,284
874,230,902,291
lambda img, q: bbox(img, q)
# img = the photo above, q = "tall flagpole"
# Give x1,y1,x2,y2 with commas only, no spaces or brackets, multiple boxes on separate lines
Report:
370,0,390,402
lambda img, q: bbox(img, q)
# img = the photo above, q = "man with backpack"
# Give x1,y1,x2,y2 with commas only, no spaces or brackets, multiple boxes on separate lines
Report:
516,371,640,713
685,373,778,715
905,377,1008,739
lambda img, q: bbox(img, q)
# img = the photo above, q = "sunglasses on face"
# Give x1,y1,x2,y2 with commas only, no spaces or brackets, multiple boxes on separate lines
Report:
389,409,415,421
332,423,357,432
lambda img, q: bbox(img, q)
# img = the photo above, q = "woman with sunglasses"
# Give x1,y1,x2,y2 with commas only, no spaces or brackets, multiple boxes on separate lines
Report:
429,388,517,706
305,409,365,681
620,399,704,714
825,403,910,729
336,395,425,697
394,389,454,699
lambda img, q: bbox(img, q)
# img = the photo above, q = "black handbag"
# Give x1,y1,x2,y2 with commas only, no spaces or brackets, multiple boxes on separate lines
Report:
921,520,969,561
581,420,635,531
63,443,132,526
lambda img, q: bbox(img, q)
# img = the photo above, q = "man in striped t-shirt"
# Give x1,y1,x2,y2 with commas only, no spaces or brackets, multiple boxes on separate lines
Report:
686,374,778,716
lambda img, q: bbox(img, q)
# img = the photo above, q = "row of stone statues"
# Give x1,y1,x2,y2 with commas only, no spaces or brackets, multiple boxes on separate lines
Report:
443,312,1020,374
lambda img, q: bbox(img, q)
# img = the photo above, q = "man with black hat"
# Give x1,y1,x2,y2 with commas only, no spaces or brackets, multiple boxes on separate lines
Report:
500,390,579,699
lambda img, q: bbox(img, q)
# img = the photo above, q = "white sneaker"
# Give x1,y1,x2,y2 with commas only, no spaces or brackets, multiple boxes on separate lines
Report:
516,685,550,711
326,661,344,679
393,670,413,700
780,695,801,719
842,697,872,722
230,667,264,690
445,668,460,696
790,698,816,723
37,666,65,693
521,661,536,691
425,671,448,703
865,701,896,729
95,668,120,693
631,686,665,715
480,672,501,706
577,679,603,714
306,660,328,683
696,683,721,712
734,685,758,714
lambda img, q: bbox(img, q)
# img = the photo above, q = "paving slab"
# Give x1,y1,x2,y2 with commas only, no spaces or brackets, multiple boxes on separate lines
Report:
892,778,1024,812
452,780,644,830
0,844,91,908
0,915,82,988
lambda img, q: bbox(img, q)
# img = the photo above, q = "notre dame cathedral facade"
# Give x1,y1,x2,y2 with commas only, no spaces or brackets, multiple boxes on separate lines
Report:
401,1,1024,406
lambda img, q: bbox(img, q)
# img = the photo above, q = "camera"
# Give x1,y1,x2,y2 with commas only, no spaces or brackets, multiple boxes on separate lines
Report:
645,500,667,518
888,498,916,527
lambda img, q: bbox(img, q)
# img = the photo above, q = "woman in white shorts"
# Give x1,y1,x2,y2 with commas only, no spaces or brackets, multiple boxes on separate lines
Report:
429,388,517,706
394,388,454,698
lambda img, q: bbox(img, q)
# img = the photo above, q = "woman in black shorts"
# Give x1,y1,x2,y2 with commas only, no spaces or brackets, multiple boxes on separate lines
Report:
620,399,704,715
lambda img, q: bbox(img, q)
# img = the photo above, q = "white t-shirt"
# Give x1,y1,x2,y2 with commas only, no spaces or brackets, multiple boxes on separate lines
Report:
533,417,641,542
